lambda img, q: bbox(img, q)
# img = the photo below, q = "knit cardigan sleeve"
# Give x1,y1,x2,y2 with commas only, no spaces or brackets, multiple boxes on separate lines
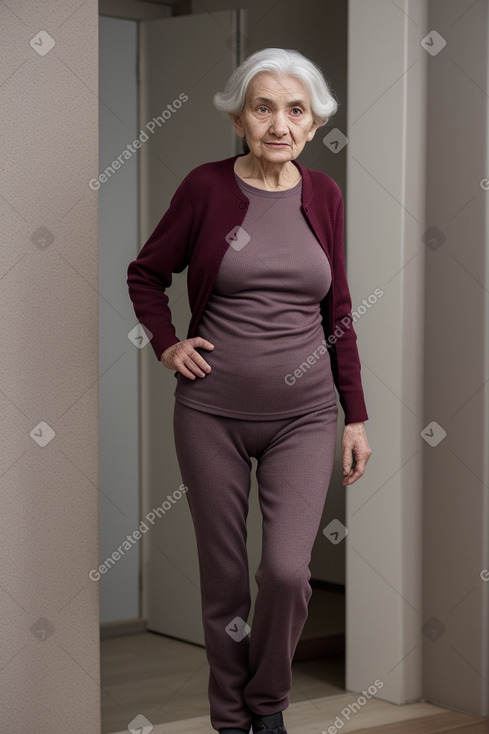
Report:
326,192,369,424
126,178,194,362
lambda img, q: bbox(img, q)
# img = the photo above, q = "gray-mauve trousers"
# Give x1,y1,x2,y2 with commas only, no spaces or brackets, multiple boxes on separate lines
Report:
173,398,338,732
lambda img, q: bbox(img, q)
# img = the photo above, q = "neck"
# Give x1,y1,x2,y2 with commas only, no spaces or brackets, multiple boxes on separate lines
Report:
236,153,299,190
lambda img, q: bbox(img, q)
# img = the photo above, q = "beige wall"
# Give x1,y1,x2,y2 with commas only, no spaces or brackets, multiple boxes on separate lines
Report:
0,2,101,732
348,0,489,715
423,0,489,715
346,0,427,705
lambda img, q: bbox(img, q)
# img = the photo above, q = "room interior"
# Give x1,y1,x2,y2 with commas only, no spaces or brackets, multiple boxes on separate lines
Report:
1,1,488,732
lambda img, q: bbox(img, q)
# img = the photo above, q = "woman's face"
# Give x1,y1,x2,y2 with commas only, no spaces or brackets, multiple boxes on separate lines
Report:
230,71,319,163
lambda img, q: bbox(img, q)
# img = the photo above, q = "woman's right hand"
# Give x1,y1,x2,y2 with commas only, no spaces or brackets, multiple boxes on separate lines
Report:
160,337,215,380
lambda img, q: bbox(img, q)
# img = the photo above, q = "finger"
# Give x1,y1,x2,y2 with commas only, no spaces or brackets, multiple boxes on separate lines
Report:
172,351,204,378
343,470,360,486
180,349,215,378
190,350,212,374
192,337,215,351
343,458,367,486
175,360,197,380
342,449,354,476
180,357,207,378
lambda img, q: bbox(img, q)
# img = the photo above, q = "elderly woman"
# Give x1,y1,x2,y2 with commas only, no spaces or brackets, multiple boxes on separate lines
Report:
127,47,371,734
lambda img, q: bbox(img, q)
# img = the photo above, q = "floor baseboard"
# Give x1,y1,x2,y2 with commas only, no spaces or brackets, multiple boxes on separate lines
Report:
100,617,146,639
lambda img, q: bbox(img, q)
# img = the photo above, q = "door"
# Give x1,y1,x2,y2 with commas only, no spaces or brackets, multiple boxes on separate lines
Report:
138,10,255,644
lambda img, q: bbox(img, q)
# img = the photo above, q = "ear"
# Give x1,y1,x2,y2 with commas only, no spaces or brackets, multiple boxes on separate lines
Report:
229,112,245,138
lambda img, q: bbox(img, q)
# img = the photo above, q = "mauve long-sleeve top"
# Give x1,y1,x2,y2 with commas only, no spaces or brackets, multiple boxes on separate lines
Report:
126,155,368,425
174,173,336,419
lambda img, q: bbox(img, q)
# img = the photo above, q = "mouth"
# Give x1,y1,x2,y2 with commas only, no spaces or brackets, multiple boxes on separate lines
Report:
264,142,290,147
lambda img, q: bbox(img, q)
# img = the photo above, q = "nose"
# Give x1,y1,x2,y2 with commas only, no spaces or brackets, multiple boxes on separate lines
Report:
269,109,289,136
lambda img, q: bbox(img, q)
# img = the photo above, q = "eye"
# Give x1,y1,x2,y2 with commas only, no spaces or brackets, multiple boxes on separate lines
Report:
257,106,269,114
291,108,303,116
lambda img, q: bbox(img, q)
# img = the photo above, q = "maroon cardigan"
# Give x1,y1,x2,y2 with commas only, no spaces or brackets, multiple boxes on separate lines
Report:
127,155,368,425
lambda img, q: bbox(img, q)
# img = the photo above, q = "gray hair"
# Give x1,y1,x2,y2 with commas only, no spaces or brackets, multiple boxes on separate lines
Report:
213,47,338,127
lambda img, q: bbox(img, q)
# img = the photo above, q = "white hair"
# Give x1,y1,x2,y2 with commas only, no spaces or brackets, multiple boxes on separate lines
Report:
213,47,338,127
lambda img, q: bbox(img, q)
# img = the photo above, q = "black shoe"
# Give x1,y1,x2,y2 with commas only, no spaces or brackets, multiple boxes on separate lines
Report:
251,710,287,734
218,729,249,733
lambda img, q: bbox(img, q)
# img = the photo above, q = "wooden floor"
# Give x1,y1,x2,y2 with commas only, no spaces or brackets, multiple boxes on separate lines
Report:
101,632,345,732
105,702,489,734
353,713,489,732
101,585,347,733
101,628,489,734
101,584,488,733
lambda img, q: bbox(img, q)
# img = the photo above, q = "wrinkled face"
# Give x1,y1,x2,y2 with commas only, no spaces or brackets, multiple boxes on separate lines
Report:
230,71,319,163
